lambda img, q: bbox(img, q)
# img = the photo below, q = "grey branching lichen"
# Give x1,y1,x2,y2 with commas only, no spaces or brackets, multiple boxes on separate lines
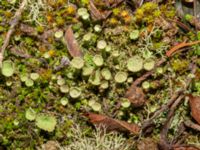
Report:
62,126,132,150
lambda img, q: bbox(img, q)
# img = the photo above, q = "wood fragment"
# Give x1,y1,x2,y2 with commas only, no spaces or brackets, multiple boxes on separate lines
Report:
64,26,83,58
0,0,27,67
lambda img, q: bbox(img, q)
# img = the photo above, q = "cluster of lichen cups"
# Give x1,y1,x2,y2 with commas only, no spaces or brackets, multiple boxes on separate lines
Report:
55,34,158,112
0,2,168,140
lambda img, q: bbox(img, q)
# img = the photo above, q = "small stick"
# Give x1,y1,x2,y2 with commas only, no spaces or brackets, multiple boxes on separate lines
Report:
160,95,185,142
171,19,193,32
184,120,200,132
159,63,196,149
166,40,200,57
142,92,181,130
193,0,197,31
0,0,27,67
142,63,196,130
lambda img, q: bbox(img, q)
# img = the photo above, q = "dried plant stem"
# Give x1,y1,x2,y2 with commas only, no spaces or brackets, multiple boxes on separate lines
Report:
166,40,200,57
0,0,27,67
142,63,196,130
184,120,200,132
142,91,182,130
158,63,197,149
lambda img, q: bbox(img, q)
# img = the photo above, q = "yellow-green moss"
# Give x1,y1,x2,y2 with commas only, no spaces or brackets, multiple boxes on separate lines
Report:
135,2,161,24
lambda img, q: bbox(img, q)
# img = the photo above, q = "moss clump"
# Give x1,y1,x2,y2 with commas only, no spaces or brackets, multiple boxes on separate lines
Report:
171,59,189,73
135,2,161,24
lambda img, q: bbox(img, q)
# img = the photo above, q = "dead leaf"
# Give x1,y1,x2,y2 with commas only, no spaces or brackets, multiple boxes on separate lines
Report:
125,84,146,107
89,0,106,20
64,26,83,58
84,112,140,134
188,95,200,125
89,0,112,20
137,138,158,150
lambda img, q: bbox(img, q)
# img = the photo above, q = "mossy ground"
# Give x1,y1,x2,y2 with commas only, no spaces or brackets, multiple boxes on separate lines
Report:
0,0,200,149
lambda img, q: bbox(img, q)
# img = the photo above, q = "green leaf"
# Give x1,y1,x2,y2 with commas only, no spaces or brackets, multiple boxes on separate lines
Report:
36,114,57,132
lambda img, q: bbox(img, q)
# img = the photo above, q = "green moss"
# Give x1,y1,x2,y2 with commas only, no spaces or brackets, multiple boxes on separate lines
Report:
56,16,65,26
81,0,89,5
84,53,95,66
171,59,189,73
135,2,161,24
194,81,200,95
160,4,176,18
185,14,193,21
0,1,198,149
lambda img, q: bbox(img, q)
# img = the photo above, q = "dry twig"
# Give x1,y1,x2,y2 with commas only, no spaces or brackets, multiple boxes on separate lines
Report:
184,120,200,132
142,63,196,131
0,0,27,67
158,63,197,149
166,40,200,57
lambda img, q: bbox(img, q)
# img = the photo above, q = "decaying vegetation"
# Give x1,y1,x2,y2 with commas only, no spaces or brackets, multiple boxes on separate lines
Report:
0,0,200,149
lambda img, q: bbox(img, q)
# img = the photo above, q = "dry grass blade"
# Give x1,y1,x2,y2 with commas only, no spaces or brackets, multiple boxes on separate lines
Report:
64,26,83,58
84,112,140,134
